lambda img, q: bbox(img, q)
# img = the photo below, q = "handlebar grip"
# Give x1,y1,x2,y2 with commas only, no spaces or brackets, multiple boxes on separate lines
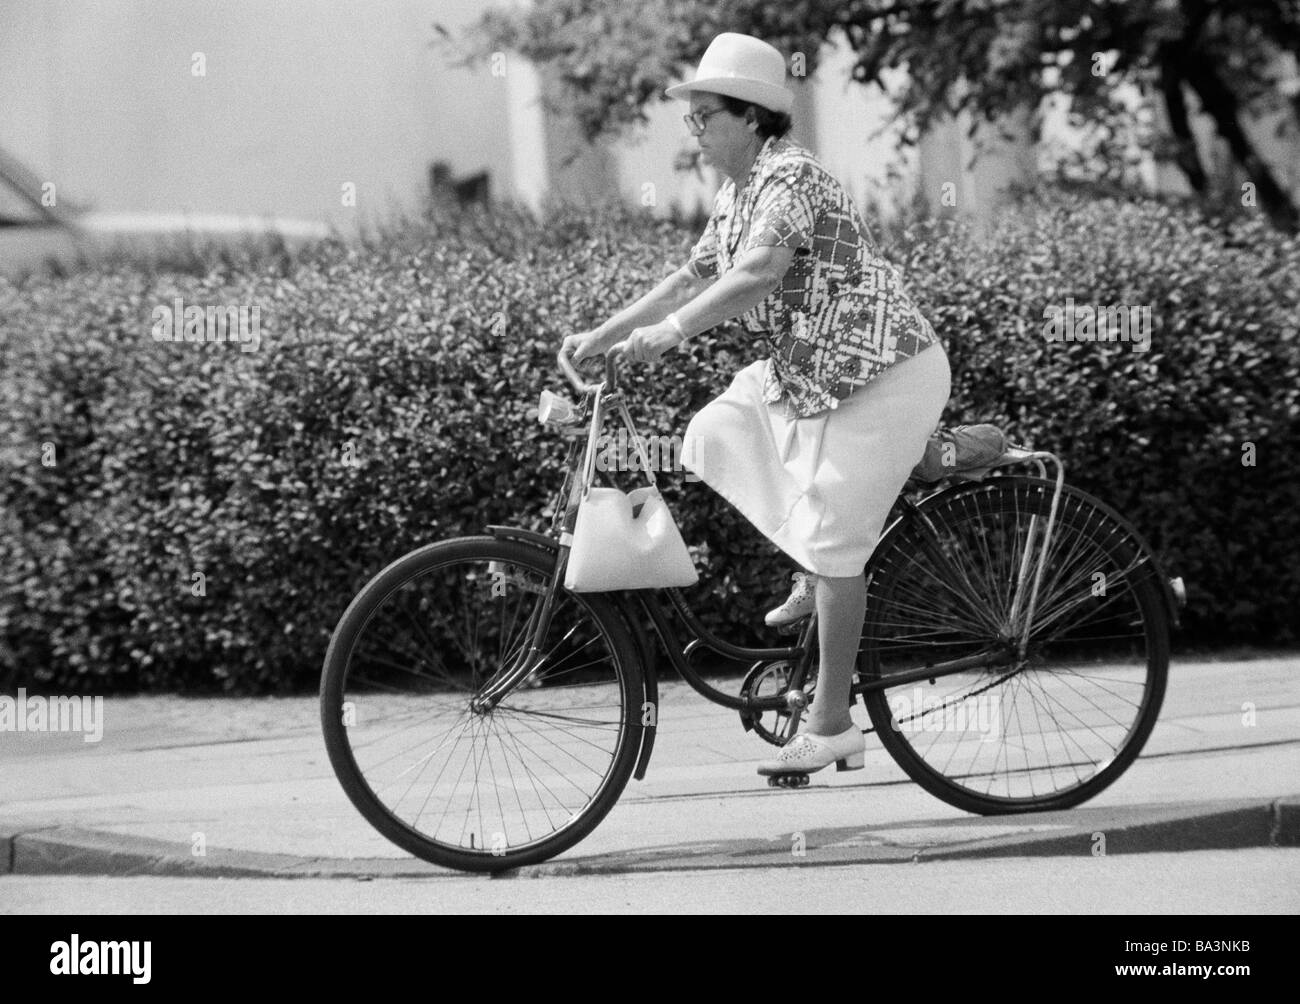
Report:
557,344,621,394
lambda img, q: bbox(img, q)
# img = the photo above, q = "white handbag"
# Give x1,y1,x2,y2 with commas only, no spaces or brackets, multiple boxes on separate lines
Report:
563,386,699,592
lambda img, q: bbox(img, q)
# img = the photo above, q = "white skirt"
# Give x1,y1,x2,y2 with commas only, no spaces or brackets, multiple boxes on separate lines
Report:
682,344,951,577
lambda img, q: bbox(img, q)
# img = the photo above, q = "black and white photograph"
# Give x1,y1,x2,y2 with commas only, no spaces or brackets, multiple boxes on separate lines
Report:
1,0,1296,942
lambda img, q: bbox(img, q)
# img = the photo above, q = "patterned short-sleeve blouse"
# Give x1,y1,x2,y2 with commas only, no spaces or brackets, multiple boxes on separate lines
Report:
687,135,939,418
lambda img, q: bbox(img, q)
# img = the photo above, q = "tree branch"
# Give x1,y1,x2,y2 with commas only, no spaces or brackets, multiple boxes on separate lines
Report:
1159,50,1208,192
1182,57,1300,230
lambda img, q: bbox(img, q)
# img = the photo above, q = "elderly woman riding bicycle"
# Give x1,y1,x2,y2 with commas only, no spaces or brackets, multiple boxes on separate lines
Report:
562,32,952,779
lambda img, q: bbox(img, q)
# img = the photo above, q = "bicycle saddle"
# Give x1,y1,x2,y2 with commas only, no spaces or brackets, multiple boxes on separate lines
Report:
908,423,1009,485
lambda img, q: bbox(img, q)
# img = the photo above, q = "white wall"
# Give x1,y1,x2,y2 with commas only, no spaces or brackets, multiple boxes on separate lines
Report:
0,0,519,229
810,32,920,227
607,100,717,221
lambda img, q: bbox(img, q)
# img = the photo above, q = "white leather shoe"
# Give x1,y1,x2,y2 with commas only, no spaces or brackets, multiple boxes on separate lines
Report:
756,724,865,776
764,572,817,627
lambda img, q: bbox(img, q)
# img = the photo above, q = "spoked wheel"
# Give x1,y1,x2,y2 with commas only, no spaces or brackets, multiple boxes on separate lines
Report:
860,477,1170,814
321,536,643,872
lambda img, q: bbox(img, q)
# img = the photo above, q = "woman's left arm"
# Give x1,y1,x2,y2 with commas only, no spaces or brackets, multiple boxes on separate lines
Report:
617,245,795,362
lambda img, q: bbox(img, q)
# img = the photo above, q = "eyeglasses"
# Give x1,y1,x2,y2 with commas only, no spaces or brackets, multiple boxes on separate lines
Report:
683,106,728,135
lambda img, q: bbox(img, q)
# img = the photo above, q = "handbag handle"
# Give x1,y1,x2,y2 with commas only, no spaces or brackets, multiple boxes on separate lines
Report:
578,385,605,498
578,388,660,499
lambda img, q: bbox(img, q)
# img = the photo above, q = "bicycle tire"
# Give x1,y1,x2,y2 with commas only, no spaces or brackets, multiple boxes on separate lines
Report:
321,536,644,872
860,476,1170,814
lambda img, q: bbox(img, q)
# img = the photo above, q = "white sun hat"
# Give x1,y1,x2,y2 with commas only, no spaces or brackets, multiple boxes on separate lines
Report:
665,32,793,115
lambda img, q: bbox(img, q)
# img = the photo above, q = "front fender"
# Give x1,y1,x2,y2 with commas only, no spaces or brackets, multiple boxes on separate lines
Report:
486,524,558,552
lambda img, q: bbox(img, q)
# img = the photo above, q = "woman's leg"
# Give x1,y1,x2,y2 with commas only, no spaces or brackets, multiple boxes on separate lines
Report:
797,346,950,739
803,571,864,736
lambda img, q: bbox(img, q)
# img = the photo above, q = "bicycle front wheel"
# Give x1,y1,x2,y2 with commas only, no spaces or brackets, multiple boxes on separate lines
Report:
321,536,643,872
860,477,1170,814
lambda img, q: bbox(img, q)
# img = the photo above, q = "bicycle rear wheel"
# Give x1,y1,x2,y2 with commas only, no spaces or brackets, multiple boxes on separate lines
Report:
321,536,643,872
860,477,1170,813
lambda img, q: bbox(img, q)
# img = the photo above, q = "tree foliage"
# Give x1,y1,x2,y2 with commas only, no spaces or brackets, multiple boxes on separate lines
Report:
437,0,1300,230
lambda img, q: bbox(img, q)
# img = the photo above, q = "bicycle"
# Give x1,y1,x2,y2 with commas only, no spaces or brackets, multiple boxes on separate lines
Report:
320,349,1186,873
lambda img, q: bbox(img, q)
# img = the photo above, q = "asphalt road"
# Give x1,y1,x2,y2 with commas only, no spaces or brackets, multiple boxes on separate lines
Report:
2,849,1295,913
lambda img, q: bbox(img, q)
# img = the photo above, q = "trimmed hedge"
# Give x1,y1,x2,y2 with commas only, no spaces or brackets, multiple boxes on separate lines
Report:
1,191,1297,693
884,196,1300,646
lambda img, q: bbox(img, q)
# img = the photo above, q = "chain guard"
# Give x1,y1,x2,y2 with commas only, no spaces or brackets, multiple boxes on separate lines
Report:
739,660,816,748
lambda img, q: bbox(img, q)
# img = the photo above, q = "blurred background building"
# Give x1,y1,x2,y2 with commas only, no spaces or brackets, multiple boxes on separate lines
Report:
2,0,1296,234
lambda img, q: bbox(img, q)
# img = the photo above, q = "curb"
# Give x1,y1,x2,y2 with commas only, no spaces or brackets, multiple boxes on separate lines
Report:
917,800,1278,861
0,827,445,880
505,796,1300,877
3,797,1298,879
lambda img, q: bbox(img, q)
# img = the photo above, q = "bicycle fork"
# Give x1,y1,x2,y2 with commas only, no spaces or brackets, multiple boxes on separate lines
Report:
471,429,589,713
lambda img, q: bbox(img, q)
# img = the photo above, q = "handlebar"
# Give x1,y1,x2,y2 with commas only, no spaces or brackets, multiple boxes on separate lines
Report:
557,343,622,395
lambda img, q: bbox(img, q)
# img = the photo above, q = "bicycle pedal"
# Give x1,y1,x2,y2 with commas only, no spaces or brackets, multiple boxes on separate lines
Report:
766,773,811,789
772,617,809,635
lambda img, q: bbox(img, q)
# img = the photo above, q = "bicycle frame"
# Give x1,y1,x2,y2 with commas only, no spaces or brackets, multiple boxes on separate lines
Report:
325,351,1184,870
473,351,1068,718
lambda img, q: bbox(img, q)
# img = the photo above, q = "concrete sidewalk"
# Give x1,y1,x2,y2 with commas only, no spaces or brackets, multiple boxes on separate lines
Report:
2,655,1298,878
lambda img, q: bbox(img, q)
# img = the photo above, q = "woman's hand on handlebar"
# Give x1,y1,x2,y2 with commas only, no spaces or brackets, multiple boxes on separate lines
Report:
612,320,685,364
561,330,608,365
